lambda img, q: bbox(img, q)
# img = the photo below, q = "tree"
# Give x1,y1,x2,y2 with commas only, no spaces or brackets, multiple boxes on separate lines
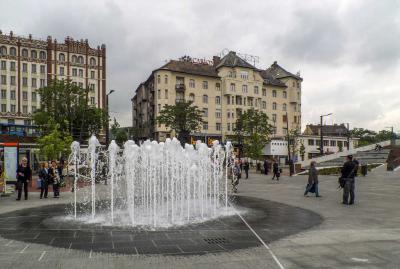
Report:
351,128,396,147
299,141,306,161
288,128,301,161
33,80,106,143
156,101,203,144
37,121,73,161
236,108,273,161
110,118,128,147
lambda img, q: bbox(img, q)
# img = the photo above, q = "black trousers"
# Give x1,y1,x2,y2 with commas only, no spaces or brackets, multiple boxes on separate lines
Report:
53,183,60,197
244,170,249,179
17,180,28,200
40,182,49,198
343,178,355,204
272,171,280,180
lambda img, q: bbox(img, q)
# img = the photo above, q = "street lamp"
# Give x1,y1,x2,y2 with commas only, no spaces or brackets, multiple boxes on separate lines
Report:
320,113,332,156
106,90,115,147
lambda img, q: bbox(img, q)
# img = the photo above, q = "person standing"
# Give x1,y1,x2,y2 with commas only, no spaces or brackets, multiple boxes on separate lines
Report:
38,162,50,199
49,160,60,198
272,160,280,180
304,161,321,197
243,160,250,179
232,160,241,193
16,157,31,200
341,155,358,205
263,159,269,175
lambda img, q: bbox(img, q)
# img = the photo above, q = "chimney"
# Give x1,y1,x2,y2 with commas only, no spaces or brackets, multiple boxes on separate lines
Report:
213,56,221,66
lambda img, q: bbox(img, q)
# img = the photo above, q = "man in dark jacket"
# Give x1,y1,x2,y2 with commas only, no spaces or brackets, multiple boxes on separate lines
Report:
263,159,269,175
243,160,250,179
341,155,358,205
16,157,31,200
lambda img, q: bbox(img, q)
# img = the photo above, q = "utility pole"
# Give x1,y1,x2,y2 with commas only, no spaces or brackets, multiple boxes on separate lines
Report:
106,89,115,147
346,123,350,150
319,113,332,156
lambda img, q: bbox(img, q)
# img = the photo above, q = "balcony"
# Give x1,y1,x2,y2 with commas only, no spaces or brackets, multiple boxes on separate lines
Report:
175,83,186,92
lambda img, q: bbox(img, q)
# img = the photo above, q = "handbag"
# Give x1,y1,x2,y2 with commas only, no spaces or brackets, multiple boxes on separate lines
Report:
338,177,346,188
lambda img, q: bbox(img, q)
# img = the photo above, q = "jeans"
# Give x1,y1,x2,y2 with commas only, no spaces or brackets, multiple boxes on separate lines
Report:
343,178,355,204
40,181,49,198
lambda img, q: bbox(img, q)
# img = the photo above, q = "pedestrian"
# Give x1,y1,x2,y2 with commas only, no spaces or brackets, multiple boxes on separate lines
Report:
263,159,269,175
243,160,250,179
49,160,60,198
256,162,261,173
16,157,31,200
304,161,321,197
340,155,358,205
272,160,280,180
232,160,241,193
38,162,50,199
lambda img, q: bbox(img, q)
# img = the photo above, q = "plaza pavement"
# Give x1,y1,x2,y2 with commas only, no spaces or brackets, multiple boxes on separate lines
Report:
0,165,399,269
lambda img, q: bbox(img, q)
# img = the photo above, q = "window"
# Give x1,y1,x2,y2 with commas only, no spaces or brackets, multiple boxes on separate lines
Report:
165,89,168,99
272,114,277,122
1,75,6,85
59,53,65,62
323,140,329,147
272,102,277,110
202,81,208,89
10,47,16,56
283,91,287,98
72,55,77,63
297,92,300,100
10,105,16,113
90,84,95,91
32,106,36,113
227,123,231,131
262,101,266,109
1,104,6,112
283,128,288,135
216,123,221,131
60,67,64,76
31,50,37,59
0,46,7,56
0,61,6,70
254,86,259,94
294,116,297,123
90,57,96,66
78,56,84,64
283,103,287,111
23,91,28,101
40,65,45,74
158,104,161,112
32,64,37,73
272,90,277,97
22,77,28,87
215,96,221,105
39,51,46,60
22,49,28,58
189,93,195,102
79,69,84,77
32,78,37,88
203,108,208,117
283,114,287,122
90,97,95,105
40,79,46,87
10,62,16,71
10,90,16,100
157,75,161,84
189,79,195,88
203,95,208,103
22,63,28,73
22,105,28,114
262,88,266,96
308,139,314,146
242,85,247,93
157,90,161,99
232,112,235,118
203,122,208,130
230,83,235,92
164,75,168,84
293,81,295,87
32,92,37,102
226,96,230,105
216,83,220,91
330,140,336,147
248,98,253,106
78,82,83,88
8,119,15,124
72,68,77,76
240,71,248,80
91,71,95,79
298,104,301,111
1,89,6,99
215,110,221,118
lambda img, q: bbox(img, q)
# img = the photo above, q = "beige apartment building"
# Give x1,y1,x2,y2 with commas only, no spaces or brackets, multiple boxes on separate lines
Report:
0,30,106,127
132,51,302,146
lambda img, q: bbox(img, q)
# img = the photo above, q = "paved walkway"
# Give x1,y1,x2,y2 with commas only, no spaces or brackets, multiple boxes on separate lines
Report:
0,165,399,268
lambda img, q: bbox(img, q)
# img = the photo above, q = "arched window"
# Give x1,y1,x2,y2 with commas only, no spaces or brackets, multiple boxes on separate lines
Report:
272,90,277,97
283,91,287,98
90,57,96,66
31,50,37,59
157,75,161,84
22,49,28,58
272,102,277,110
215,96,221,105
59,53,65,62
72,55,77,63
164,75,168,84
39,51,46,60
0,46,7,56
10,47,16,56
78,56,84,64
203,94,208,104
282,103,287,111
189,93,195,102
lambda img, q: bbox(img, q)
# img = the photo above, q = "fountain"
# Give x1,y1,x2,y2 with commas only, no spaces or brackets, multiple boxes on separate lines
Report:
69,135,236,228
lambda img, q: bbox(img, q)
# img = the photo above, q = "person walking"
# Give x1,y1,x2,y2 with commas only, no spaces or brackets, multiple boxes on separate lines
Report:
16,157,31,201
38,162,50,199
304,161,321,197
232,160,241,193
243,160,250,179
263,159,269,175
271,160,280,180
49,160,60,198
340,155,358,205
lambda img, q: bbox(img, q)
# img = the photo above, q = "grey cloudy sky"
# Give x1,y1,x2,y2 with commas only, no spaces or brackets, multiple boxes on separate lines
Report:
2,0,400,131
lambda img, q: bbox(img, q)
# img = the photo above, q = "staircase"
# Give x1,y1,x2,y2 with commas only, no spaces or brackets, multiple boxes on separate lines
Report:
318,149,390,167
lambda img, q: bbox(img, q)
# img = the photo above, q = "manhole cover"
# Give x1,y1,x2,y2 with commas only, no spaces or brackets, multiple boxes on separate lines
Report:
204,237,230,244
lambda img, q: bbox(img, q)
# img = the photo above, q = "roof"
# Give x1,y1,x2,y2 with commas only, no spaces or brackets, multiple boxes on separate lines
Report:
259,70,287,87
157,60,219,78
216,51,256,70
265,61,303,81
304,124,349,137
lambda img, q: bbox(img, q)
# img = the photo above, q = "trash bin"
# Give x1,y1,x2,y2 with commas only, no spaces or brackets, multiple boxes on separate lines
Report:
361,164,368,176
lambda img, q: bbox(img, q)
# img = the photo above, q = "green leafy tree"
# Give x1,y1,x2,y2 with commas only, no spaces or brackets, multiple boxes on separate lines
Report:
156,101,203,144
288,128,300,160
351,128,396,147
299,141,306,161
37,122,73,160
110,118,128,147
33,80,106,142
236,108,273,161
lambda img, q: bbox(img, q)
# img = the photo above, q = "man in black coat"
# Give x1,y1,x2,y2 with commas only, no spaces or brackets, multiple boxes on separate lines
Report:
16,157,31,200
341,155,358,205
263,159,269,175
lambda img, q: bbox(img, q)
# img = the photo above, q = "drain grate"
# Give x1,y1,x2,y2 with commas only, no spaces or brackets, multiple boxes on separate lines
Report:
203,237,230,244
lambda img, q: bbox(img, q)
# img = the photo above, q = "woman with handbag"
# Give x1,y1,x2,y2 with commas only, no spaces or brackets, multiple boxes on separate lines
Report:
304,161,321,197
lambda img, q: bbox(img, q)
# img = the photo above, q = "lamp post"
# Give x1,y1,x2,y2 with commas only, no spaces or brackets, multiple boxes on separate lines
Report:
345,123,350,150
106,89,115,148
320,113,332,156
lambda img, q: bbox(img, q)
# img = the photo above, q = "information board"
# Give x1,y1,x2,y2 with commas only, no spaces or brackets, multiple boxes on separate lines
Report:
4,147,18,182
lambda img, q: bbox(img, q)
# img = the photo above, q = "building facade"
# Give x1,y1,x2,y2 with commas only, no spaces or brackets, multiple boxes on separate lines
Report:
0,30,106,126
132,51,302,146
